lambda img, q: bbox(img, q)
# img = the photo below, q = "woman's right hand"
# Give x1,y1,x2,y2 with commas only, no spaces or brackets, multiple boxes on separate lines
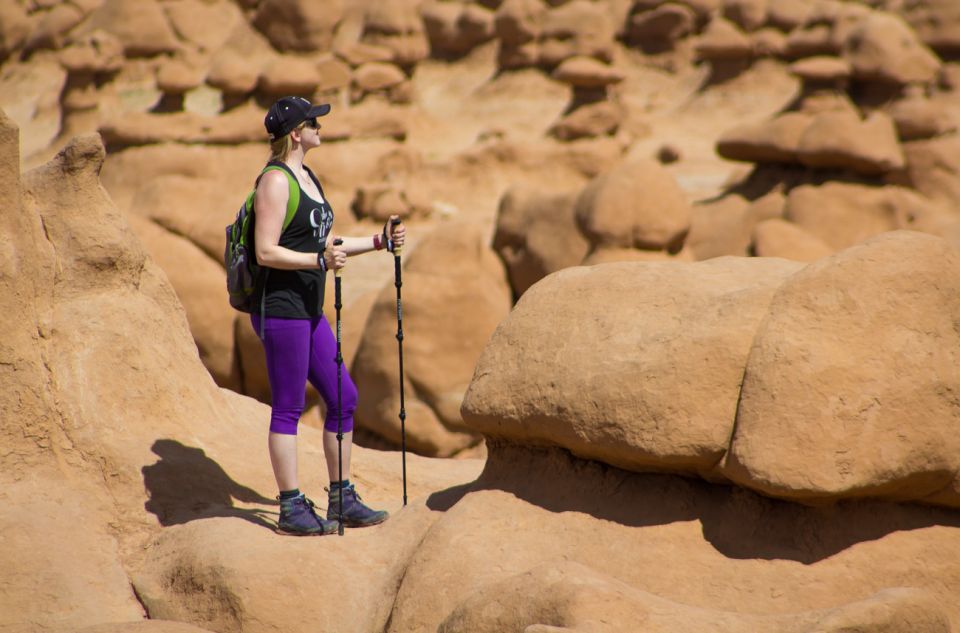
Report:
323,236,347,271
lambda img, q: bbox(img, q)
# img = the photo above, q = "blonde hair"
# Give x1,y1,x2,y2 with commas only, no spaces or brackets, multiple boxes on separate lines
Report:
268,123,305,162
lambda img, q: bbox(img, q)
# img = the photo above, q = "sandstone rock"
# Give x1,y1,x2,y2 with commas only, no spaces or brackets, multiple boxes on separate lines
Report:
0,476,146,632
363,0,430,67
574,158,691,251
389,442,960,632
722,0,767,32
843,12,941,85
207,48,261,96
551,56,625,88
100,110,263,149
0,1,30,60
752,26,787,57
80,0,179,57
354,61,407,92
784,24,837,58
796,110,905,175
695,15,753,60
163,0,242,54
886,93,957,141
789,55,852,83
717,111,813,164
156,58,205,95
723,231,960,504
494,0,546,46
897,0,960,57
315,53,352,92
351,182,426,221
624,3,697,53
461,257,802,472
335,40,395,66
422,2,495,58
59,29,124,75
252,0,343,53
892,136,960,207
258,55,322,96
582,245,696,264
492,186,588,298
767,0,810,32
752,218,834,261
74,622,217,633
783,182,923,251
127,215,240,391
23,2,85,52
353,224,511,456
686,193,754,259
550,100,624,140
539,0,616,67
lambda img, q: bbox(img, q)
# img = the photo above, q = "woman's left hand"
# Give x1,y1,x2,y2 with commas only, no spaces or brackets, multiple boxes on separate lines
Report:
386,215,406,249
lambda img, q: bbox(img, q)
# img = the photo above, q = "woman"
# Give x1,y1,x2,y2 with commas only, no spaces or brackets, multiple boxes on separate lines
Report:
252,96,405,536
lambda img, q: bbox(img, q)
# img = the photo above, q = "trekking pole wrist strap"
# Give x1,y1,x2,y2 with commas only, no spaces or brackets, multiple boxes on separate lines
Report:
317,249,327,271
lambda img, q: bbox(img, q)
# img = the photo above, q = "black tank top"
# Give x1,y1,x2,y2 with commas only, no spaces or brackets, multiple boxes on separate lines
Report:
252,161,334,318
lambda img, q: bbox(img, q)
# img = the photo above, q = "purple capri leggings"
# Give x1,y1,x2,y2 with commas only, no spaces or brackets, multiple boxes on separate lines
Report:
251,314,357,435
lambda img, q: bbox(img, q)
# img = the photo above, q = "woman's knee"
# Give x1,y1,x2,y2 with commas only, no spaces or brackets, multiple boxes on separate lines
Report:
269,407,303,435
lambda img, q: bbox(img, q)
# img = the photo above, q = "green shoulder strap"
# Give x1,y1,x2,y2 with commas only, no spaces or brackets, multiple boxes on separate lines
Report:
260,164,300,232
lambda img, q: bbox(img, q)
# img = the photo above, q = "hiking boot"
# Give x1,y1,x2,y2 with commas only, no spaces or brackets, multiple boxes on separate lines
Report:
276,494,338,536
327,483,389,527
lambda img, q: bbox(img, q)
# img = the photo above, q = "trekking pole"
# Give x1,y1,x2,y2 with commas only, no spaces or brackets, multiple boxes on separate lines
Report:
391,218,408,506
333,238,345,536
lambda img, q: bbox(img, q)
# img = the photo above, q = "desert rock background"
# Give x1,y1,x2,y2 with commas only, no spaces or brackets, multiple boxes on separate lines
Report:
4,0,960,631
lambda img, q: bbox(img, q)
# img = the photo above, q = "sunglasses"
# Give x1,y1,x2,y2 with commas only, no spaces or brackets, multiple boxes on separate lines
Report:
303,118,320,129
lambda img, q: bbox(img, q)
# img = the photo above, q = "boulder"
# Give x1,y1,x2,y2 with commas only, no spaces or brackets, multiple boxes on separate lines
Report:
784,24,837,58
0,1,29,60
716,111,813,164
695,16,753,61
539,0,616,67
687,192,782,260
494,0,547,46
362,0,430,66
353,61,407,92
163,0,242,54
796,110,905,175
352,224,512,456
751,218,834,261
789,55,852,83
886,93,957,141
623,3,696,53
492,186,589,298
766,0,810,32
127,215,240,392
389,444,960,631
59,29,124,75
422,2,495,58
550,100,624,140
574,158,691,251
461,257,802,473
893,136,960,207
23,3,85,52
897,0,960,57
783,182,925,251
252,0,343,52
258,55,322,97
80,0,180,57
550,56,625,88
723,231,960,505
722,0,767,32
843,12,941,85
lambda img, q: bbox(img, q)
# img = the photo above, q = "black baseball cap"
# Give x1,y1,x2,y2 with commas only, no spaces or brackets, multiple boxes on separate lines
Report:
264,96,331,140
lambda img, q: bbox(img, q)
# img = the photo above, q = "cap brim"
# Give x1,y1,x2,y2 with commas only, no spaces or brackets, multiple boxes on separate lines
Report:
307,103,331,118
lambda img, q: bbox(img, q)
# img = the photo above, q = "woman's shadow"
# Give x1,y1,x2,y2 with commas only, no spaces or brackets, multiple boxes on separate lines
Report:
142,439,277,530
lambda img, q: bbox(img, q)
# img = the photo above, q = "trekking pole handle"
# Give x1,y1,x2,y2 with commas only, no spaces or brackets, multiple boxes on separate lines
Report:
390,217,402,256
332,238,343,278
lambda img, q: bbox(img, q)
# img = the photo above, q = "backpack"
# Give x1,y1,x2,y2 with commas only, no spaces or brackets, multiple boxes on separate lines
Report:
224,162,300,314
